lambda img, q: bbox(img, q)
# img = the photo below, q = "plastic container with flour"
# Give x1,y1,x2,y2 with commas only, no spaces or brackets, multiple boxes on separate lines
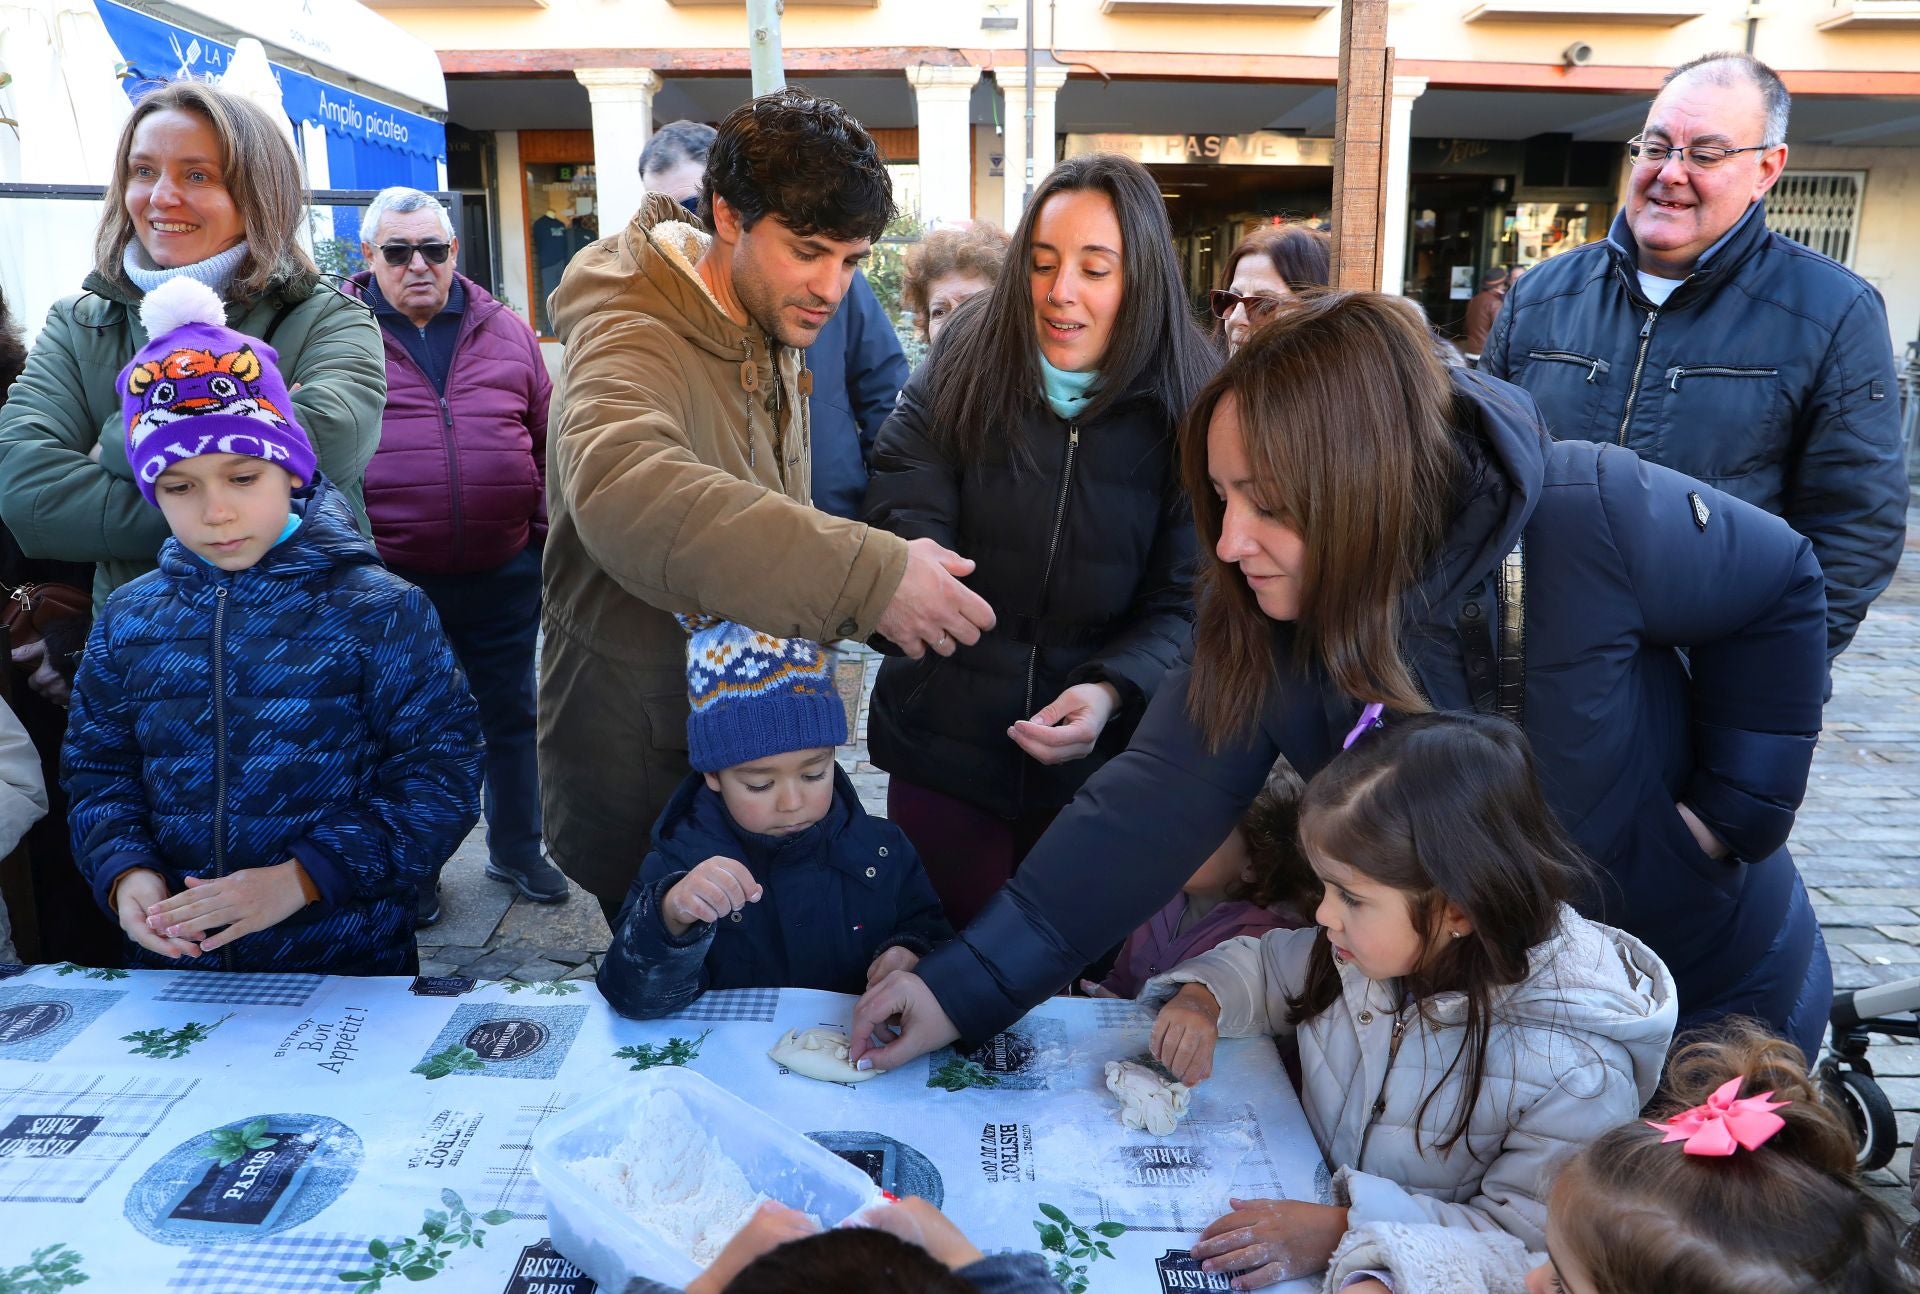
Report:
533,1067,883,1288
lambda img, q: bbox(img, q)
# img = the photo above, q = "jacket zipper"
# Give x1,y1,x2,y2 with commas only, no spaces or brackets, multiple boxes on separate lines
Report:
1022,422,1081,722
212,585,234,971
1525,350,1610,383
439,394,464,561
1357,1010,1412,1166
1399,644,1431,709
1615,309,1659,445
387,344,467,566
1665,364,1779,391
1015,421,1081,811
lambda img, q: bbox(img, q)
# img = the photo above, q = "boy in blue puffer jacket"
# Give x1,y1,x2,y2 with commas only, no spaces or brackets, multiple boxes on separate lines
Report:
598,616,951,1019
63,277,482,975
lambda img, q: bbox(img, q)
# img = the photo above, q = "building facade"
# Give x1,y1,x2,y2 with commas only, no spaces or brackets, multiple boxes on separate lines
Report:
296,2,1920,351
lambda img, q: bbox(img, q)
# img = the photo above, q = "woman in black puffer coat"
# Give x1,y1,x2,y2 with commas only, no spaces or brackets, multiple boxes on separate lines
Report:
863,154,1217,926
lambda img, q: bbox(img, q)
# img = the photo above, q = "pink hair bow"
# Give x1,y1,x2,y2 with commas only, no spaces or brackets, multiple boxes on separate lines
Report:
1649,1077,1789,1156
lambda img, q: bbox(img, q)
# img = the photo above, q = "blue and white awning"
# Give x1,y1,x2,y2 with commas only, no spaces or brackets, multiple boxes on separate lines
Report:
93,0,446,188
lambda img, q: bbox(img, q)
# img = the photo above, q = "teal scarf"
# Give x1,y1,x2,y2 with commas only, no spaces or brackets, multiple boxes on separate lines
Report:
1038,350,1099,422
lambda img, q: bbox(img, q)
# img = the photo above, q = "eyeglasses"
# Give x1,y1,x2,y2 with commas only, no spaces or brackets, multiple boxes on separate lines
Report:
1626,135,1773,172
1209,288,1286,323
377,241,452,267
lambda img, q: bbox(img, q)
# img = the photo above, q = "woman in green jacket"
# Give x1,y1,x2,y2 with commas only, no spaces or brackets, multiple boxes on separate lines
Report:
0,80,385,608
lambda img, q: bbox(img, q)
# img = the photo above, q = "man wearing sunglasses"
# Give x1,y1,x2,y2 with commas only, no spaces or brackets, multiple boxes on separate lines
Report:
349,187,565,924
1482,52,1905,678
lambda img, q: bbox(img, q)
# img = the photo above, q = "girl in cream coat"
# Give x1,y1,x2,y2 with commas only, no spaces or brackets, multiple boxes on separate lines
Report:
1145,714,1676,1289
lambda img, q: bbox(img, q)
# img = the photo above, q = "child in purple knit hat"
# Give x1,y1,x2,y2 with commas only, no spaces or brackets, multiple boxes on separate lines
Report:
61,277,482,977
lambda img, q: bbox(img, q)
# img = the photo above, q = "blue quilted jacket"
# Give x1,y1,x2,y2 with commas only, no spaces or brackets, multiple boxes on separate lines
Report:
64,477,482,975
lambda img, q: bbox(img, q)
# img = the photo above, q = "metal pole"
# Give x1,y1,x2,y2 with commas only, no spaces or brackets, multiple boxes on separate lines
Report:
1023,0,1036,209
748,0,786,96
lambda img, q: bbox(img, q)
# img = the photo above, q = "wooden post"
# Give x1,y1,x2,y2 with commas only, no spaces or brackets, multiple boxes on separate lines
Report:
1330,0,1393,291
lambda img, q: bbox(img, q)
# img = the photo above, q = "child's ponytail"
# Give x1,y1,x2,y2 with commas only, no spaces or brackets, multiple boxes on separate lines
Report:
1551,1019,1914,1294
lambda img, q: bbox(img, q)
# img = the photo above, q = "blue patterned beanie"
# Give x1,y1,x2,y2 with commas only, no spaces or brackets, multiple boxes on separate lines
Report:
679,615,848,773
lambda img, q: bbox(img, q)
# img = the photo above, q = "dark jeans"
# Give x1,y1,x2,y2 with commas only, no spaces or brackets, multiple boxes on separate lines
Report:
392,548,544,883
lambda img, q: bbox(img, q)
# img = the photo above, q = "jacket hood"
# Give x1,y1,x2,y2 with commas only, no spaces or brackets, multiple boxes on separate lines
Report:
550,191,760,365
1344,905,1677,1098
650,764,876,876
156,474,382,585
1407,368,1548,615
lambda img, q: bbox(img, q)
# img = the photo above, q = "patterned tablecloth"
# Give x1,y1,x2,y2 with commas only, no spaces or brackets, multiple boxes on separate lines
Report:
0,962,1328,1294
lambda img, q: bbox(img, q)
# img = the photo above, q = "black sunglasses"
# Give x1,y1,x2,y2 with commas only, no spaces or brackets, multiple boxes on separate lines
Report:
377,241,452,267
1209,288,1286,323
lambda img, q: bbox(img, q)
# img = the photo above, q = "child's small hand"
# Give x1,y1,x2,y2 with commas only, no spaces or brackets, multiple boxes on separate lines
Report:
661,856,762,937
113,868,201,960
1190,1198,1349,1288
1078,978,1120,998
686,1200,819,1294
866,945,920,987
145,861,313,952
1151,982,1222,1085
848,1196,984,1270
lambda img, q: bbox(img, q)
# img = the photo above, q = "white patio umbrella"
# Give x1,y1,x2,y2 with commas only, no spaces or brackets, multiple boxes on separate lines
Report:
51,0,130,183
0,0,87,183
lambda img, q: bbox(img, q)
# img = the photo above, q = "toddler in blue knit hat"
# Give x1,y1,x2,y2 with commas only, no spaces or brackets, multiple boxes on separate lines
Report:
597,616,953,1020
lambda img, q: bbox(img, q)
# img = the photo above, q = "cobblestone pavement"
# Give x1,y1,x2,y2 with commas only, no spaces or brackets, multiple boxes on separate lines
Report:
438,509,1920,1223
1798,508,1920,1223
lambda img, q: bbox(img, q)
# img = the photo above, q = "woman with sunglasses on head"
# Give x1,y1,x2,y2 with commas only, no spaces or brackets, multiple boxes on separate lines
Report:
0,80,384,609
854,292,1830,1123
1210,223,1330,356
861,153,1217,929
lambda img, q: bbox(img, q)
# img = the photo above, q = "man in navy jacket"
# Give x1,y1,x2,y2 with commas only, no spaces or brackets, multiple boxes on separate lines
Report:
1483,52,1907,669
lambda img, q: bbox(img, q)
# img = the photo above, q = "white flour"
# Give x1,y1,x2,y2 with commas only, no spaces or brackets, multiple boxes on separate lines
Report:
567,1089,788,1265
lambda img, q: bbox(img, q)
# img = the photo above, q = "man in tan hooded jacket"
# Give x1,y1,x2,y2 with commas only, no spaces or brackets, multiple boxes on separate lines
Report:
542,90,993,918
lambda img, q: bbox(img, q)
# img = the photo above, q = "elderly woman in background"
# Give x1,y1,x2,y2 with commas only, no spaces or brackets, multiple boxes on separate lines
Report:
1210,222,1330,356
0,79,385,609
899,223,1012,347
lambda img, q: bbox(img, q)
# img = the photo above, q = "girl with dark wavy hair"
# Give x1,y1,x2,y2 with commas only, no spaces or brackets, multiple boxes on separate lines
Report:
1146,713,1674,1287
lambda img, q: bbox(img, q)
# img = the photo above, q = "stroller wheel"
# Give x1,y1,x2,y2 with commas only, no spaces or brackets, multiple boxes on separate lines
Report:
1820,1062,1899,1173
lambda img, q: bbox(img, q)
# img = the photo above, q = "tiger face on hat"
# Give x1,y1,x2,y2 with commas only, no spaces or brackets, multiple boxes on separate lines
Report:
118,277,315,507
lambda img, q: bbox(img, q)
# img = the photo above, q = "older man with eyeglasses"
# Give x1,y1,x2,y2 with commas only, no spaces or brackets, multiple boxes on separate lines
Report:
1484,51,1907,682
348,186,568,925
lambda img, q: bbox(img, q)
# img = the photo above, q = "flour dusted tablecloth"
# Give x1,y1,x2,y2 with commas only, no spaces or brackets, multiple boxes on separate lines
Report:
0,963,1327,1293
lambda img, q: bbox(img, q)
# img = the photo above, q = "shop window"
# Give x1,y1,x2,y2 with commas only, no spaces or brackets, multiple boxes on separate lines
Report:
520,129,597,338
1765,171,1865,267
1503,201,1602,266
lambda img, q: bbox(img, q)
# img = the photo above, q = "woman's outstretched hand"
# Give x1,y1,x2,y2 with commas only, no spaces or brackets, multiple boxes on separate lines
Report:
1009,681,1120,765
848,970,959,1072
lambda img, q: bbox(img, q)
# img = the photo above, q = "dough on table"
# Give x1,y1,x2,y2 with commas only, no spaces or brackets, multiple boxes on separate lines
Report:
1105,1059,1191,1136
768,1027,879,1084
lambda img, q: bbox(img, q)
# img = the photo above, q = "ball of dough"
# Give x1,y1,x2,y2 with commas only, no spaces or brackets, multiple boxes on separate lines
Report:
1105,1059,1191,1136
768,1027,880,1084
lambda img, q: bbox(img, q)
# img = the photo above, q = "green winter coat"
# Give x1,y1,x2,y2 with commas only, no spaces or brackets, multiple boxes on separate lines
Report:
0,269,385,609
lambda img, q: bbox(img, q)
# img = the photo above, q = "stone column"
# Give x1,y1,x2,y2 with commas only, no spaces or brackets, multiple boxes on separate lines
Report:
906,64,982,225
1381,74,1428,295
995,63,1071,229
575,68,661,232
